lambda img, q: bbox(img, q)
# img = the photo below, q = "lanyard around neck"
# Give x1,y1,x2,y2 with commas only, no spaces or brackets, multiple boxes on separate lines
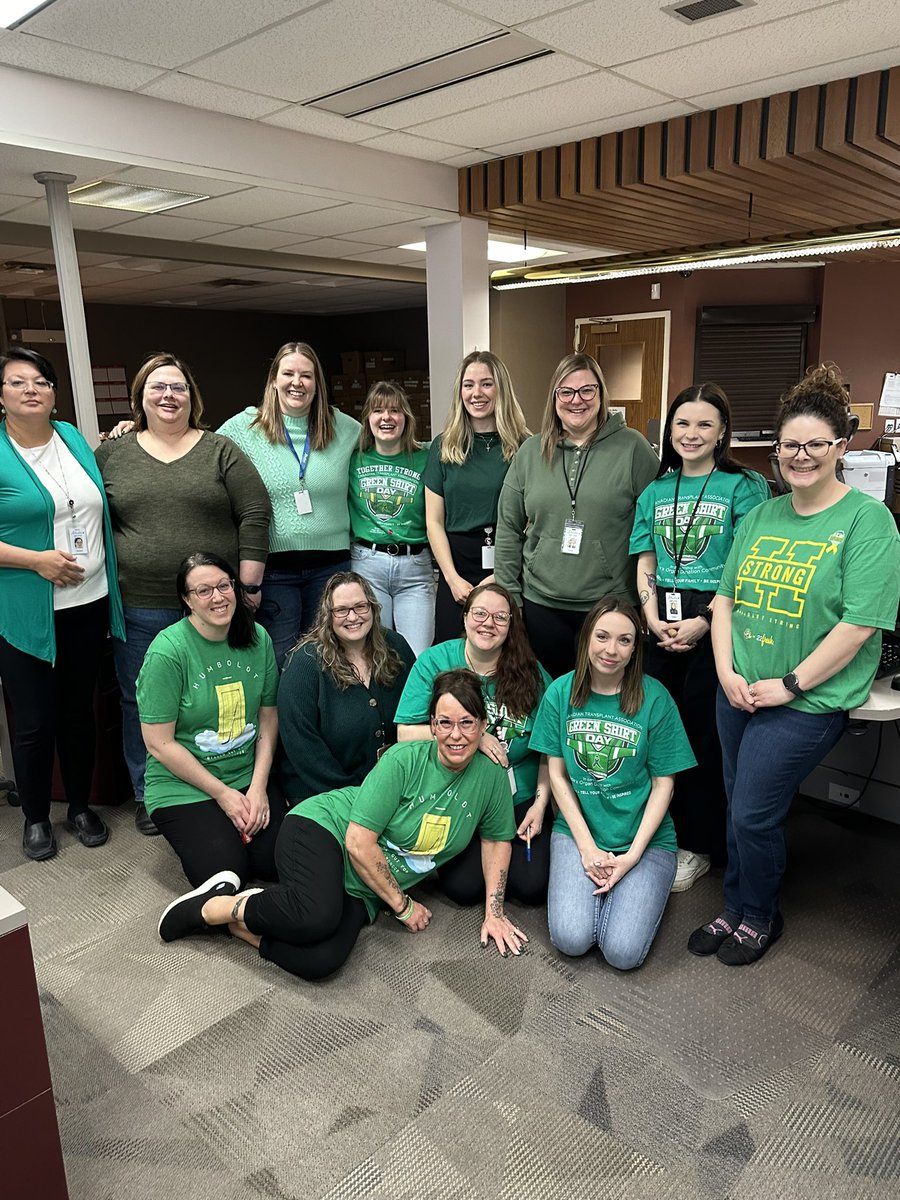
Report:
671,468,715,582
283,424,311,483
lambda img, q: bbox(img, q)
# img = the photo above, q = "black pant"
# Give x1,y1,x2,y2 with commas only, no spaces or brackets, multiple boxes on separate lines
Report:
151,778,287,888
434,529,491,645
439,800,551,906
643,632,726,862
243,816,368,981
0,597,108,823
522,599,588,680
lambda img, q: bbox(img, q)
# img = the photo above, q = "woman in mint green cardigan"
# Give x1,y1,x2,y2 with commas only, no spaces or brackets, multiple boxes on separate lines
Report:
0,349,124,862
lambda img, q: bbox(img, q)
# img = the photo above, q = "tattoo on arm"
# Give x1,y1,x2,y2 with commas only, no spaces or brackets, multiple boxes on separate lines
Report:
375,860,402,898
489,868,508,918
639,590,650,606
646,573,657,591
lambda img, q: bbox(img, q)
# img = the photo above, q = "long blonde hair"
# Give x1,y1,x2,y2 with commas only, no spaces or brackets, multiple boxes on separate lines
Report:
250,342,334,449
439,350,528,465
540,352,609,462
292,572,403,690
357,381,420,455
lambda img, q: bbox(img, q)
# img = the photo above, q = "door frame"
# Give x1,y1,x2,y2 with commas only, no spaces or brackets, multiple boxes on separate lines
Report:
574,310,671,435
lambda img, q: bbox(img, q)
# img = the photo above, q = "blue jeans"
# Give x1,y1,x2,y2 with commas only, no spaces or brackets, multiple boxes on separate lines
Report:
350,544,435,657
257,558,349,668
114,606,181,802
547,831,676,970
716,688,848,925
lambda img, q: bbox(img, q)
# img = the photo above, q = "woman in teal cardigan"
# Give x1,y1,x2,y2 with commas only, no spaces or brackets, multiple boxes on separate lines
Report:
0,349,124,862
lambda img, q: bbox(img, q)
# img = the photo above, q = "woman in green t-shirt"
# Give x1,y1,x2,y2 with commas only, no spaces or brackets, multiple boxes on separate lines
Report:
155,669,527,980
348,382,433,656
690,365,900,966
630,383,770,893
425,351,529,644
530,597,696,971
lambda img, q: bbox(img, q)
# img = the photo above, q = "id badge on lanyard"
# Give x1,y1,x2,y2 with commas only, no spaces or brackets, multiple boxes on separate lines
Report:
285,425,312,514
482,525,495,570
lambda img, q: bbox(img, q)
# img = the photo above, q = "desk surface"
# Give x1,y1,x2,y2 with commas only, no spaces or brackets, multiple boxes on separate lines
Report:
0,883,26,937
852,675,900,721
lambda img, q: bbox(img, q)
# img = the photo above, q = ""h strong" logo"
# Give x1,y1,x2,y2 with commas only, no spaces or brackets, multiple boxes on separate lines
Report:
735,537,827,618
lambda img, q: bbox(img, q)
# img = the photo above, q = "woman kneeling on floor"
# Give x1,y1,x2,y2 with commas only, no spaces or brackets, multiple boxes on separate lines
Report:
157,669,528,979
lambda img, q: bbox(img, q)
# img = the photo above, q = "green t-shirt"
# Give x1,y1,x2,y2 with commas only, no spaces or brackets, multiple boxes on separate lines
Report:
719,488,900,714
137,619,279,812
394,638,550,805
529,674,695,854
630,468,770,590
348,446,429,544
423,433,511,532
293,739,516,920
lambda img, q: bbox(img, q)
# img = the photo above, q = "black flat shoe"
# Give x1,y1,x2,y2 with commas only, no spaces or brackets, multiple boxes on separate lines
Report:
23,820,57,861
134,802,160,836
67,808,109,848
717,913,785,966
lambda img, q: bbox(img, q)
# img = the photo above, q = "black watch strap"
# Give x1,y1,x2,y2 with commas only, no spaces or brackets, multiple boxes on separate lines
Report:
783,671,805,697
242,583,262,595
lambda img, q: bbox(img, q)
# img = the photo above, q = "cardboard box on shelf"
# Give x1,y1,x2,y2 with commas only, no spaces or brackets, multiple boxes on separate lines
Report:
341,352,364,374
331,374,367,398
365,350,406,372
365,371,404,389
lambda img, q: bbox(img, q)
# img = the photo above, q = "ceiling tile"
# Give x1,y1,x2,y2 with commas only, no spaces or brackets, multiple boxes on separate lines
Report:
137,73,287,119
273,237,389,257
340,247,427,265
100,214,240,240
335,218,451,247
172,189,345,225
189,0,499,102
440,150,496,167
0,200,143,230
450,2,574,22
23,0,310,70
259,104,382,143
106,168,248,198
483,99,697,156
0,31,162,90
262,204,424,238
195,227,306,251
356,131,474,162
0,194,36,217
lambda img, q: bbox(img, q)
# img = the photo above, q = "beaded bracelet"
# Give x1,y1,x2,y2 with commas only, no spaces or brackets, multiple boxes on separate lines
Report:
394,895,415,922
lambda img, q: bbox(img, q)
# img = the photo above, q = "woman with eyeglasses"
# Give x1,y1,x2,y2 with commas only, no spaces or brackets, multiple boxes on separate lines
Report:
136,552,283,893
276,571,415,802
495,353,659,679
629,384,770,893
425,351,529,644
96,353,270,836
0,349,124,861
155,669,527,980
689,365,900,967
394,583,551,904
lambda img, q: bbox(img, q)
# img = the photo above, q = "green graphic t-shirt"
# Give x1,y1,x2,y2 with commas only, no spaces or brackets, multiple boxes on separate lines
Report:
529,674,695,853
293,739,516,920
348,446,429,544
137,619,279,812
394,638,550,805
423,434,511,531
630,468,770,590
719,488,900,714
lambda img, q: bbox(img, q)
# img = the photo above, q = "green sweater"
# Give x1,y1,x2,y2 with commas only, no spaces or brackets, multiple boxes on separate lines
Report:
96,432,270,608
495,414,659,610
218,407,361,554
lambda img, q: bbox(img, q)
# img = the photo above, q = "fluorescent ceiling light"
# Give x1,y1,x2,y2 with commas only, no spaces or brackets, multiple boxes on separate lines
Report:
401,240,564,264
0,0,56,28
68,180,210,214
491,229,900,288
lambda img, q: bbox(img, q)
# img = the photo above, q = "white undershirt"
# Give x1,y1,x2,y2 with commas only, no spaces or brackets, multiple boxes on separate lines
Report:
11,431,108,611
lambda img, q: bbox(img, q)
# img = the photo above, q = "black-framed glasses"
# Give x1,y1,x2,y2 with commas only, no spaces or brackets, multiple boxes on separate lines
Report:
332,601,372,619
555,385,599,402
186,579,234,599
468,606,511,626
774,438,845,458
3,377,54,391
147,381,189,395
432,716,479,733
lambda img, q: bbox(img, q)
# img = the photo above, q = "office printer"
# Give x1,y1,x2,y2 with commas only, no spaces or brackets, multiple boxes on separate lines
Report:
842,450,895,503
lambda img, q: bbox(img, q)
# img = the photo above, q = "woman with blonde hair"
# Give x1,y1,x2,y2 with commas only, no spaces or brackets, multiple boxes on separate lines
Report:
349,381,433,655
425,350,528,644
495,352,658,678
276,571,414,802
219,342,360,666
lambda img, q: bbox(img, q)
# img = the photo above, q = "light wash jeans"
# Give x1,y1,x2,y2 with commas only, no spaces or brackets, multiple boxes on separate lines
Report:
350,543,435,658
548,831,676,970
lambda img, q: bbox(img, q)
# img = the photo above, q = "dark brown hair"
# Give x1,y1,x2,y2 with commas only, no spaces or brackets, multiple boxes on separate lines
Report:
776,362,852,440
427,668,487,722
657,382,750,477
463,583,544,719
571,597,645,716
130,352,205,432
176,552,257,649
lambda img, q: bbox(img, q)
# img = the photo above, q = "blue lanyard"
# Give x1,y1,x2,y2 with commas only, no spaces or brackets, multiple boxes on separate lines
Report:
283,425,311,484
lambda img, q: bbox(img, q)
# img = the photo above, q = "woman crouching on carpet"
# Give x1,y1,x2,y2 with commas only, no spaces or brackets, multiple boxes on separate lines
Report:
157,669,527,979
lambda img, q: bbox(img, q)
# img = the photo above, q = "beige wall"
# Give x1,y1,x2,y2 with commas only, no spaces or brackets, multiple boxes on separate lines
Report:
490,285,567,431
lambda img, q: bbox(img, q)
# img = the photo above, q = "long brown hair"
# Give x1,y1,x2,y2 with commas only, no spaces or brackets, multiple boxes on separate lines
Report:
440,350,528,465
357,381,419,455
540,352,609,462
463,583,545,719
250,342,334,450
570,597,645,716
292,571,402,690
130,352,205,432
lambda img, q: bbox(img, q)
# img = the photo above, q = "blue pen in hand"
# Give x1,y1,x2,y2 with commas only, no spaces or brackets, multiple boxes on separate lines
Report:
526,826,532,864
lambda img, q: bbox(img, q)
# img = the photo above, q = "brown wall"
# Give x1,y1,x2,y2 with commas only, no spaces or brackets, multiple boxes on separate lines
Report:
490,285,567,430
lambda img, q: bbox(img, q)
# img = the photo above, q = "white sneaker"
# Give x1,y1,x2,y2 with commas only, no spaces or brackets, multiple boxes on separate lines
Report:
671,849,711,893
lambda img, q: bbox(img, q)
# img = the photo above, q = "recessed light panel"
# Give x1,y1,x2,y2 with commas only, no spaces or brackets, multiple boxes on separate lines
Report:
68,180,210,214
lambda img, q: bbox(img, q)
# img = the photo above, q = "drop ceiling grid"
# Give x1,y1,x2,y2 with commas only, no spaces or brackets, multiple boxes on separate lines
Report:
2,202,143,231
167,189,346,226
484,98,696,157
0,29,163,90
270,237,397,258
0,147,136,197
192,228,313,252
260,204,434,238
98,214,240,241
355,131,478,163
135,74,288,121
257,102,386,143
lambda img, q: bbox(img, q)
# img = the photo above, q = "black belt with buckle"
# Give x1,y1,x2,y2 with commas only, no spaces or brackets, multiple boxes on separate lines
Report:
358,540,426,556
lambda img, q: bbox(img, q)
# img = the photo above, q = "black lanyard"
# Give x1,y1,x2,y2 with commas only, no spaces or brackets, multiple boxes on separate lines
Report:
671,468,715,584
561,440,594,518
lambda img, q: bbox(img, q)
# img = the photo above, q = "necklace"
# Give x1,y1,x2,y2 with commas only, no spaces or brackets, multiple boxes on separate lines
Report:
477,433,499,452
464,644,498,679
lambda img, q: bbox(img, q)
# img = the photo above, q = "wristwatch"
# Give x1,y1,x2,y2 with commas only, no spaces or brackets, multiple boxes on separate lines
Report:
782,671,805,697
698,606,714,624
241,583,262,595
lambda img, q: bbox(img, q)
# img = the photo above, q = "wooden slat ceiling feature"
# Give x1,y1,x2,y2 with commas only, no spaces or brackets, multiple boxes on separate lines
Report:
459,66,900,261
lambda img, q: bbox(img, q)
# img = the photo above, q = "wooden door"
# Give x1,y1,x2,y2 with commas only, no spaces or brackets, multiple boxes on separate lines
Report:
584,317,666,443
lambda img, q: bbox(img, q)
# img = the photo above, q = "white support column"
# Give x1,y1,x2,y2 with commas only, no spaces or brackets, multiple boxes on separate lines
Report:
425,218,490,431
33,172,99,447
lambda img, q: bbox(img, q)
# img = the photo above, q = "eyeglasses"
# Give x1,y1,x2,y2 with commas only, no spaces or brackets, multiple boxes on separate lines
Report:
774,438,845,458
147,381,189,395
555,385,599,402
186,579,234,600
468,606,511,626
332,601,372,619
3,377,54,391
432,716,479,733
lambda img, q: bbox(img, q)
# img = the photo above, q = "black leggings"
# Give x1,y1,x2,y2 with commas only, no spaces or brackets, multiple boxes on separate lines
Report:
438,799,551,907
434,529,491,645
0,597,108,823
151,778,287,888
522,599,588,680
243,816,368,981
